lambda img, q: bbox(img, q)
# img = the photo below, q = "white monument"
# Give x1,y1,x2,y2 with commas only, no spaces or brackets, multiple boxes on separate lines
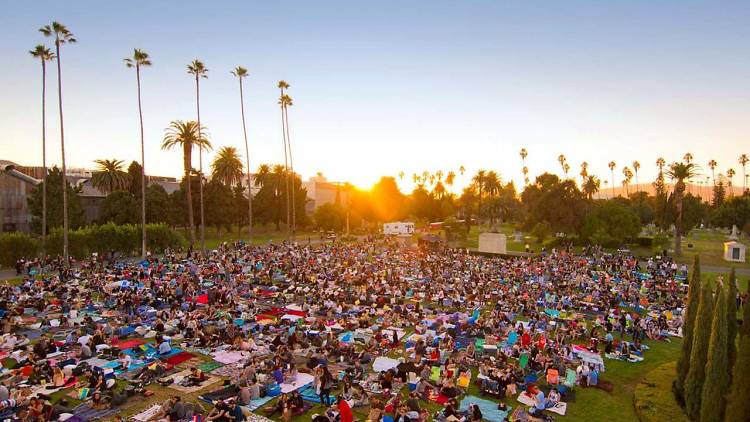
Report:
478,233,507,254
723,240,746,263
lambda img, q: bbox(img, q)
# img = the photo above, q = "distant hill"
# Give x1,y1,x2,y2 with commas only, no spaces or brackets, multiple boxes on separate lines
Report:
596,182,745,200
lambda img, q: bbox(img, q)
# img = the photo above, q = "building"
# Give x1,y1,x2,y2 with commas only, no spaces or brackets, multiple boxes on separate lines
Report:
303,173,350,213
1,159,181,233
723,240,746,263
0,160,41,232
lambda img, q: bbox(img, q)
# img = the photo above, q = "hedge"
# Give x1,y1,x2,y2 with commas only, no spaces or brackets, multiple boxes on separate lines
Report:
0,232,40,267
0,223,185,267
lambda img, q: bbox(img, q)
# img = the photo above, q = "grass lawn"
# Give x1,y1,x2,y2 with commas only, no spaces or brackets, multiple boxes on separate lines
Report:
246,337,685,422
175,225,323,250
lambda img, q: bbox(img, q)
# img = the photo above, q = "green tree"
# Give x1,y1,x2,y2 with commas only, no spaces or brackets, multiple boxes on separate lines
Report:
127,161,143,197
161,120,211,246
91,159,131,194
29,44,55,252
699,282,729,422
145,183,170,224
675,255,701,403
666,161,701,255
580,199,641,246
314,203,345,231
124,48,152,258
684,283,715,420
210,146,244,186
725,283,750,420
204,180,234,237
521,173,588,235
370,176,407,222
40,21,76,264
27,167,85,232
727,268,738,370
99,191,139,225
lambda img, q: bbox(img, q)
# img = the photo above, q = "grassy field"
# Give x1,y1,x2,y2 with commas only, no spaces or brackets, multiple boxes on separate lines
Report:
175,225,322,250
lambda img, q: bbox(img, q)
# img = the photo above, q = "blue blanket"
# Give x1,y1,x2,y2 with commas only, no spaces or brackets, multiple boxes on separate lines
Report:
459,395,511,421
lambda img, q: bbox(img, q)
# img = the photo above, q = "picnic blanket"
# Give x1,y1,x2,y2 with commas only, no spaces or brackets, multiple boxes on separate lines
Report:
198,361,224,373
510,407,547,422
166,368,222,393
299,384,322,403
459,395,512,421
516,392,567,416
117,338,147,349
372,356,400,373
129,404,162,422
244,414,274,422
199,385,239,402
72,403,121,421
211,350,248,364
280,372,314,393
247,396,275,411
211,362,243,378
162,351,195,366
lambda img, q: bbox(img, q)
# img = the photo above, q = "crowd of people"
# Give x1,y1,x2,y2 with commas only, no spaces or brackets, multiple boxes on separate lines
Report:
0,238,693,421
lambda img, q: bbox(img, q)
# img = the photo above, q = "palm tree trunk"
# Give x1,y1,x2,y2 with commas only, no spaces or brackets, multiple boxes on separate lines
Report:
238,77,252,244
136,65,147,258
41,59,47,256
675,186,684,256
195,76,206,252
184,144,196,246
54,39,69,265
611,171,615,198
280,95,290,239
284,104,295,240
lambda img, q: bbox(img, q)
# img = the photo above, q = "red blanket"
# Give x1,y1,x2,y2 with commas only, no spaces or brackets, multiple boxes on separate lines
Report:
162,351,195,366
117,338,146,349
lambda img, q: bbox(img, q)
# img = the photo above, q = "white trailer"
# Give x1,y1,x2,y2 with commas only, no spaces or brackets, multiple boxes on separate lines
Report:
383,222,415,235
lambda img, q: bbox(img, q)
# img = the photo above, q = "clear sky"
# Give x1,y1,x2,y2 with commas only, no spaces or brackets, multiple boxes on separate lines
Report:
2,0,749,191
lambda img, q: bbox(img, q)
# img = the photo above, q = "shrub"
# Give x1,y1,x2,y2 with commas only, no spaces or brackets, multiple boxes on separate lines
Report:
0,232,40,267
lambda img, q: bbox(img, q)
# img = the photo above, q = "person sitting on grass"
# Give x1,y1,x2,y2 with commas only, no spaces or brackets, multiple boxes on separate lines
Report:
206,400,231,422
186,367,206,386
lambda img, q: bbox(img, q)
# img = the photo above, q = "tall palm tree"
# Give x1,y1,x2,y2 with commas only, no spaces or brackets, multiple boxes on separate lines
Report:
40,22,76,265
29,44,55,254
558,154,567,178
187,59,208,251
445,171,456,194
210,146,244,186
622,166,633,196
282,94,296,238
656,157,666,173
161,120,211,247
124,48,151,258
519,148,528,185
582,175,600,200
472,170,487,224
739,154,749,193
708,159,718,204
277,81,291,237
579,162,589,186
708,160,717,186
608,161,616,197
683,152,693,163
231,66,253,243
632,161,640,192
667,162,701,256
91,159,131,194
727,168,736,196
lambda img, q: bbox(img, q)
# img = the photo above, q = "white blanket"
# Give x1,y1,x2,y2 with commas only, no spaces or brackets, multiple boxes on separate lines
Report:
516,392,567,416
280,372,314,393
372,356,400,373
